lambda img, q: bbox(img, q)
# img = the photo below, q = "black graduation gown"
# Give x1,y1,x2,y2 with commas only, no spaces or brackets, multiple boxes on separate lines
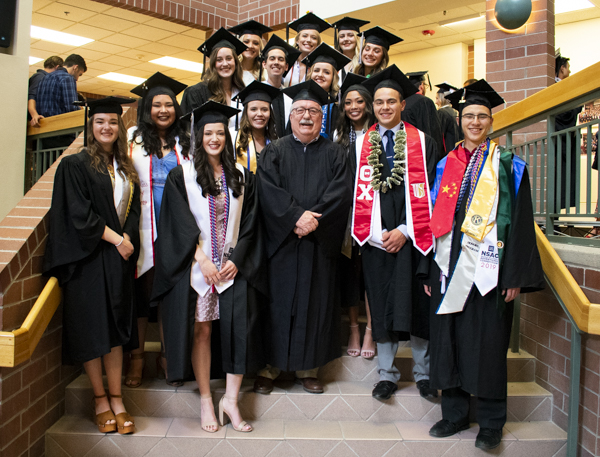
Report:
359,133,437,342
271,94,287,139
152,166,268,380
403,94,444,162
257,135,352,371
554,106,582,209
429,164,545,399
180,82,213,114
43,152,141,364
437,106,460,157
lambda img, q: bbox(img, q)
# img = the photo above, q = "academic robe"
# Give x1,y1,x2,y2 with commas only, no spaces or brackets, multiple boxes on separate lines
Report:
271,93,293,139
257,135,352,371
437,105,460,157
43,151,141,364
152,166,268,381
428,149,545,399
403,93,444,162
180,82,212,114
554,106,583,209
357,130,437,342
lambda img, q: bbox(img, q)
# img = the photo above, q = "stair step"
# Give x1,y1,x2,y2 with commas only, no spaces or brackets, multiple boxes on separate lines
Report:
65,375,552,423
46,416,567,457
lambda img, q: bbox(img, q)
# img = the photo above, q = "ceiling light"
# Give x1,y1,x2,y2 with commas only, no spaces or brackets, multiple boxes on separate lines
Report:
150,57,204,73
98,72,146,85
556,0,594,13
29,56,43,65
30,25,94,47
439,14,483,27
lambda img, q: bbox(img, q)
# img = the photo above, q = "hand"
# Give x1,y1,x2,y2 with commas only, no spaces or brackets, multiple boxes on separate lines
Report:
116,237,134,260
30,114,44,128
295,211,321,235
502,287,521,302
382,229,406,254
200,258,221,285
293,226,310,238
424,285,431,296
220,260,238,281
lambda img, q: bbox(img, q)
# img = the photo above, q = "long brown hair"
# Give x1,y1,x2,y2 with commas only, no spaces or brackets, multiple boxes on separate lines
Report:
354,45,389,77
236,102,277,158
335,86,375,149
203,47,245,104
85,114,139,185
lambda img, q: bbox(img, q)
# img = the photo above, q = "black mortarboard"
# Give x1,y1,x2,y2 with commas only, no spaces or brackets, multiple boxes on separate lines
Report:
332,16,369,32
361,64,417,99
282,79,329,105
259,34,301,79
301,43,351,71
229,20,272,38
233,81,281,105
197,27,247,57
340,73,367,98
131,72,186,99
406,70,431,93
288,12,331,33
435,82,459,94
181,100,240,128
445,79,504,112
362,26,403,50
87,96,135,118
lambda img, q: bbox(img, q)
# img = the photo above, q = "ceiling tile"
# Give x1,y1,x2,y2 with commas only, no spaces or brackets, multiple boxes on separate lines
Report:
122,24,176,41
62,23,115,40
182,29,208,40
116,49,162,63
81,14,137,33
444,17,485,33
33,0,53,12
464,30,486,39
83,40,129,55
78,68,103,78
102,34,150,49
136,43,182,56
103,7,152,23
71,48,109,61
99,55,138,67
56,0,113,13
390,41,435,54
130,62,169,72
32,12,75,30
426,6,478,23
143,18,192,33
159,35,202,50
30,41,77,55
170,50,204,62
86,60,125,72
37,2,97,22
425,35,467,47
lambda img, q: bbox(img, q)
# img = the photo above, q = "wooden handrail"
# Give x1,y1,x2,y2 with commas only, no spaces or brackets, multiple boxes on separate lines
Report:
493,61,600,134
27,110,84,136
535,224,600,334
0,277,62,367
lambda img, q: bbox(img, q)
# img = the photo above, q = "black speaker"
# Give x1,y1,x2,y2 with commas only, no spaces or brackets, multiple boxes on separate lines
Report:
0,0,18,49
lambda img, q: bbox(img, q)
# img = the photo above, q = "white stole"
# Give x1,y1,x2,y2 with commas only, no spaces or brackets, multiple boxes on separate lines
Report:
182,161,245,297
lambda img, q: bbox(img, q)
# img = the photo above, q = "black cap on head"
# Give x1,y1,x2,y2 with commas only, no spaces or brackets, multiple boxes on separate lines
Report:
332,16,369,33
283,79,329,105
233,81,281,105
229,20,272,38
435,82,459,94
289,12,331,33
340,73,367,98
87,96,136,118
301,43,351,71
131,72,187,100
362,26,403,50
181,100,240,129
260,34,301,75
445,79,504,111
198,27,247,57
362,64,417,100
406,70,431,91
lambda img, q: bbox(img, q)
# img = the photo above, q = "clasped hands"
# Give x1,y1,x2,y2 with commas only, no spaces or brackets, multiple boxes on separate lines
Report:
294,211,322,238
195,248,238,286
382,228,406,254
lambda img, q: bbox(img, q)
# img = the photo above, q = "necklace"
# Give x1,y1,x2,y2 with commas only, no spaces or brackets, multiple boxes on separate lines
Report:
208,165,229,272
367,124,407,193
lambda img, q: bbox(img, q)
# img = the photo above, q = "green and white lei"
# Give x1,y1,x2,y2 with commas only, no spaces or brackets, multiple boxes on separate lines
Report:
367,124,407,193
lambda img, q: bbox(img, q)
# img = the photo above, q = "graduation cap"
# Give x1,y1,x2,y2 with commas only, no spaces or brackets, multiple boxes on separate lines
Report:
332,17,369,49
362,26,403,51
445,79,505,112
131,72,187,99
339,73,367,98
181,100,240,152
228,20,272,38
435,82,459,94
282,79,330,105
286,12,331,41
301,43,351,71
361,64,417,100
75,96,135,146
406,71,431,93
259,34,301,80
233,80,281,105
197,28,247,78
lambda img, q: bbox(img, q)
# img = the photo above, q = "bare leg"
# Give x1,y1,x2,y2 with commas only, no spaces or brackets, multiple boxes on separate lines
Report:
125,317,147,387
361,294,376,359
347,306,361,357
83,357,114,426
104,346,133,427
222,373,252,431
192,321,217,432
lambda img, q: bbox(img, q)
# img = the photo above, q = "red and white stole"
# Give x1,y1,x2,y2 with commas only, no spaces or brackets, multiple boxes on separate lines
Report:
182,161,245,297
128,128,189,277
351,123,433,255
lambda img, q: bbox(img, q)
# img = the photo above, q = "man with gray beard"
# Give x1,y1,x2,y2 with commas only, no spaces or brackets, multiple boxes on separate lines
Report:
255,80,352,394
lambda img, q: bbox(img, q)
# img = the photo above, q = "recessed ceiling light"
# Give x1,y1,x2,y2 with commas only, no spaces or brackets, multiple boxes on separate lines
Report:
29,56,43,65
556,0,594,13
98,72,146,85
150,57,204,73
30,25,94,47
439,14,484,27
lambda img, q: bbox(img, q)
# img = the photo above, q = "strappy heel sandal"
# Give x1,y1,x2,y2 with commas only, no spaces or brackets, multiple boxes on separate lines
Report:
124,352,145,388
93,394,116,433
108,394,135,434
219,395,252,432
200,394,219,433
361,326,376,359
347,324,360,357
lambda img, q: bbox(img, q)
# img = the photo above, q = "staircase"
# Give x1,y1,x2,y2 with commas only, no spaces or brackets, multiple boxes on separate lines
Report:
45,343,567,457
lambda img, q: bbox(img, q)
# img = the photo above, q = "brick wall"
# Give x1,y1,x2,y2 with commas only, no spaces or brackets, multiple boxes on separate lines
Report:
468,45,474,80
520,259,600,457
0,107,137,457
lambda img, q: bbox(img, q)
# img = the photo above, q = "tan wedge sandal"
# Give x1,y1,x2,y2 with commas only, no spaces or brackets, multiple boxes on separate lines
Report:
108,394,135,434
93,394,116,433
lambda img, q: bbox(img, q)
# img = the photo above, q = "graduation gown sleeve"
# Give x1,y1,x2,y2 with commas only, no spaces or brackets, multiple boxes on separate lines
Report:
181,82,213,114
403,94,444,162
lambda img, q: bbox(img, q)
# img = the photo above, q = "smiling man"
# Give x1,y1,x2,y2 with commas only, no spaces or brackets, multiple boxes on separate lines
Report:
352,65,438,402
426,80,544,450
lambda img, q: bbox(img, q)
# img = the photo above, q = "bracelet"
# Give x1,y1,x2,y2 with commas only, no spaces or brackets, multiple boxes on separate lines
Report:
115,236,124,247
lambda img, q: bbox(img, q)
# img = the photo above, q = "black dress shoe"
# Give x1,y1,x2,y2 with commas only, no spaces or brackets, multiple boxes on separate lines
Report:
429,419,469,437
475,428,502,450
372,381,398,400
253,376,273,394
416,380,438,400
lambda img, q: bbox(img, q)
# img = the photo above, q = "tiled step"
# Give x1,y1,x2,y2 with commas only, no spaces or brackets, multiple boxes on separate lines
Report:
65,375,552,423
46,416,567,457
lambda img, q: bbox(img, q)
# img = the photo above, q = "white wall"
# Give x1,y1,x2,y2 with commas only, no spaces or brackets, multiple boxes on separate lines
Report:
389,42,469,103
555,18,600,75
474,38,486,80
0,0,32,220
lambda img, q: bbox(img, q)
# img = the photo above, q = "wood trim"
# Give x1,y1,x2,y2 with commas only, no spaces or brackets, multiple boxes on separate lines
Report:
27,110,84,137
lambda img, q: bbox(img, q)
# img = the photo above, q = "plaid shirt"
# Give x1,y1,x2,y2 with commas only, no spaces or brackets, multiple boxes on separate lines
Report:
36,67,79,117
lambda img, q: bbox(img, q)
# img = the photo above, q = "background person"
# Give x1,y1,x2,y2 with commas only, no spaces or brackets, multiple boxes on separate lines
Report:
434,82,460,157
229,20,271,86
28,55,63,127
353,27,401,78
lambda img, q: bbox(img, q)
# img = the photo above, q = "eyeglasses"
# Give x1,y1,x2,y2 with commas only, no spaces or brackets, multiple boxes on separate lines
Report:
461,113,492,121
291,107,322,117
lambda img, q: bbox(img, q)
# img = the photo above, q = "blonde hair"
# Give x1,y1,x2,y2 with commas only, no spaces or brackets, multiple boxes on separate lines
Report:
238,34,265,80
354,45,389,77
307,63,340,99
335,30,360,73
294,29,322,50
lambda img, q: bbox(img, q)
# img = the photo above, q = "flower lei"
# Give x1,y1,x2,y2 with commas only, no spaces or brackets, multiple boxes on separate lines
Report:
367,124,407,193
